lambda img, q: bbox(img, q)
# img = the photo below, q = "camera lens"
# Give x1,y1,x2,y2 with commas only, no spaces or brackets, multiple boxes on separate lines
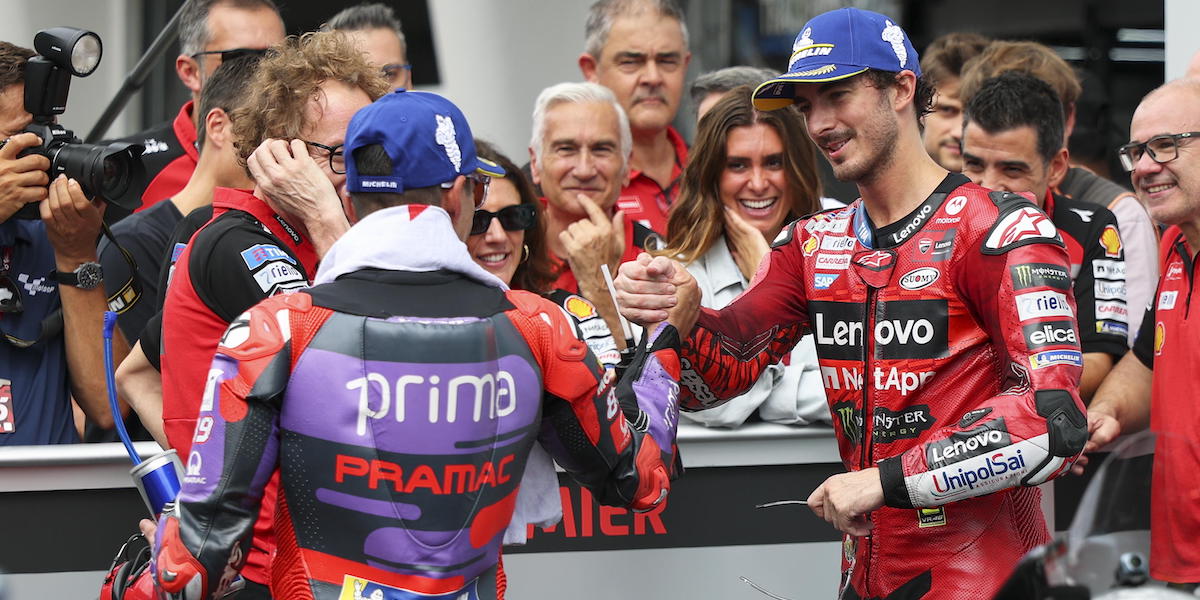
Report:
101,155,128,195
49,140,144,211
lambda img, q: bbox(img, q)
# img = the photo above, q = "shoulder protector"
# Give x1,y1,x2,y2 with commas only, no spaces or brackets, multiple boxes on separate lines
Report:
981,191,1064,255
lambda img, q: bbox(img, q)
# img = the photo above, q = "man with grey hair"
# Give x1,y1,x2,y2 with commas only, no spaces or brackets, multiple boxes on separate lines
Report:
322,2,411,90
530,81,658,348
107,0,284,216
579,0,690,236
690,65,776,120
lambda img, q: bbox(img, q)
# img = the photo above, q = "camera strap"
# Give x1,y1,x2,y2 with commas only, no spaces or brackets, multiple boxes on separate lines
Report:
101,221,142,315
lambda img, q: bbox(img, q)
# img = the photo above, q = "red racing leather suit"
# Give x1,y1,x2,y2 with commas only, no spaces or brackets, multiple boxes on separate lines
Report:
679,174,1086,599
151,265,681,600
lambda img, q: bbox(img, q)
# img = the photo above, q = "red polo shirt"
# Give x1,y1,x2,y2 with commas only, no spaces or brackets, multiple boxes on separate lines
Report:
615,126,687,236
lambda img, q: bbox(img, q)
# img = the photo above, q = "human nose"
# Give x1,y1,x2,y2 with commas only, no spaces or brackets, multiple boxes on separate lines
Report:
747,166,769,193
573,149,598,180
483,214,507,241
1132,146,1164,178
641,59,664,87
979,169,1011,193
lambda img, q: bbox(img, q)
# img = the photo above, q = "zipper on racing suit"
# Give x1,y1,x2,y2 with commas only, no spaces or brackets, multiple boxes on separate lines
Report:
859,285,880,596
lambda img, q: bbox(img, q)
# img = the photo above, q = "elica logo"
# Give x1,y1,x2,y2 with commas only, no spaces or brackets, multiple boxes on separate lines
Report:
930,448,1027,499
1015,291,1072,321
1022,320,1077,349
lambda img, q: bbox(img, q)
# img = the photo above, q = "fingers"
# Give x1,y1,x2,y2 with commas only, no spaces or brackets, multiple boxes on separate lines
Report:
576,193,608,225
138,518,158,540
611,209,626,248
644,255,677,280
806,484,826,520
1070,454,1090,476
0,132,43,160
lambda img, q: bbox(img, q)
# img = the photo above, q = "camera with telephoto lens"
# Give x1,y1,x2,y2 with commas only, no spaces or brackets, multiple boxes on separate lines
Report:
8,27,144,219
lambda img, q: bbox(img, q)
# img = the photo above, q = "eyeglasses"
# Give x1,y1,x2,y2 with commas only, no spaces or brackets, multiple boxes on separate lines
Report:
470,204,537,236
303,140,346,175
1117,131,1200,172
441,172,491,209
381,63,411,85
190,47,269,63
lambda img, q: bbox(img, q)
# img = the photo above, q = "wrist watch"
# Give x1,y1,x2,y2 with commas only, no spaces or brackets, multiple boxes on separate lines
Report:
52,262,104,290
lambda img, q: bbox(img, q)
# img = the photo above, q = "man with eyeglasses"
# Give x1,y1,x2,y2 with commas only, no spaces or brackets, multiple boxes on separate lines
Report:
156,32,388,600
152,87,682,600
1084,77,1200,592
323,2,412,90
104,0,284,218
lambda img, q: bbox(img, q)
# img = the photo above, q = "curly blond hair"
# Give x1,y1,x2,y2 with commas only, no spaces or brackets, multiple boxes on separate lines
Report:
231,31,390,168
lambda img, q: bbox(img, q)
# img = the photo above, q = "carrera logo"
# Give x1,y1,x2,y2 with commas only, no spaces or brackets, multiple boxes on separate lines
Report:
926,419,1011,469
821,236,856,251
899,267,939,290
985,207,1058,251
1022,320,1078,349
889,203,934,245
1092,259,1125,280
1010,263,1071,291
1099,225,1122,258
945,195,968,215
1015,291,1073,321
815,253,851,270
1095,300,1129,322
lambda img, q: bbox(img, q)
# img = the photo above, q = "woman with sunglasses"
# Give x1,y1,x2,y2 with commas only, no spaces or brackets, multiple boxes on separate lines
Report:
659,85,837,428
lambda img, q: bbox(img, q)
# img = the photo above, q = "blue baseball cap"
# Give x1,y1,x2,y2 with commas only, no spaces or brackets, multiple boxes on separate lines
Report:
752,8,920,111
343,89,504,194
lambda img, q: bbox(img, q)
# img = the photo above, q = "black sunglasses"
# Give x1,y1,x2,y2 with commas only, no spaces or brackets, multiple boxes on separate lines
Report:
471,204,537,236
191,47,269,62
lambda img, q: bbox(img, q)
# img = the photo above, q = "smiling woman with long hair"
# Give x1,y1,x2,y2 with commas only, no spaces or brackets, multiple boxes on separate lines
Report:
662,84,836,427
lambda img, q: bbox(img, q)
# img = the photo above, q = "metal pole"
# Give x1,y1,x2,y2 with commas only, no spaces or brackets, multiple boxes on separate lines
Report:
85,0,191,143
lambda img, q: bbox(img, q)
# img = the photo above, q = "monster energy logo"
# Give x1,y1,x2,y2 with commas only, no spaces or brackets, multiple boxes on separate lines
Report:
833,401,862,445
1009,263,1070,291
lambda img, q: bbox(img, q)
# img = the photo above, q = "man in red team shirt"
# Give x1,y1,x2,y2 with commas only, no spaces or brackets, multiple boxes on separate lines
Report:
616,8,1086,599
579,0,690,237
1085,77,1200,592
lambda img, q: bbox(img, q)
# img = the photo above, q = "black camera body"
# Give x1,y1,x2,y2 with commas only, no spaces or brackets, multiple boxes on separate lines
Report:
10,27,144,219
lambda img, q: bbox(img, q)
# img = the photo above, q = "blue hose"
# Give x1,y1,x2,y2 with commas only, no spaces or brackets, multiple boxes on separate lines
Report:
103,311,142,465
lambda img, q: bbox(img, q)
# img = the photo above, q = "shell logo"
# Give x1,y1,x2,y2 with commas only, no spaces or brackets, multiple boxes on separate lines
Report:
1099,225,1122,258
1154,321,1165,356
565,295,596,319
803,236,819,256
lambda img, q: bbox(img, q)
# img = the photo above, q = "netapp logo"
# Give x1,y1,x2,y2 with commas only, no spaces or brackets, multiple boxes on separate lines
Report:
1022,320,1078,349
926,419,1010,469
360,180,399,189
1010,263,1071,291
810,300,949,360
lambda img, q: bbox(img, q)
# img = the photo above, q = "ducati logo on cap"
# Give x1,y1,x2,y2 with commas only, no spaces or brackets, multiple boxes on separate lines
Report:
882,20,907,67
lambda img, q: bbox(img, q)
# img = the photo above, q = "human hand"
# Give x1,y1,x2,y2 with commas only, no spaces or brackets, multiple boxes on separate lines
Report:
42,175,104,267
247,138,346,228
723,207,770,281
614,253,698,330
0,133,51,222
807,468,884,537
559,193,625,283
139,518,158,543
1071,409,1122,475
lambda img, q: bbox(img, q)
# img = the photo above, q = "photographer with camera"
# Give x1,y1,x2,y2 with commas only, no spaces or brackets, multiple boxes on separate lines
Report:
0,40,121,445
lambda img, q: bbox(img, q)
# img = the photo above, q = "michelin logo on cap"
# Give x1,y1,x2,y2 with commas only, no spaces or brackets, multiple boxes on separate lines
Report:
789,27,834,70
435,114,462,171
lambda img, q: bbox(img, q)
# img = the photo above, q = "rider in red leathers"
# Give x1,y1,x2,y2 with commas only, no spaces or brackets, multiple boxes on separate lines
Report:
616,8,1086,599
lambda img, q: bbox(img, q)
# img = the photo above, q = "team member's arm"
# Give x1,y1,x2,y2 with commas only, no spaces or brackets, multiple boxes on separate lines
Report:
878,216,1086,510
1073,212,1128,400
513,292,681,511
117,339,167,448
1079,306,1156,467
153,298,294,600
559,194,630,351
43,175,129,428
193,227,309,324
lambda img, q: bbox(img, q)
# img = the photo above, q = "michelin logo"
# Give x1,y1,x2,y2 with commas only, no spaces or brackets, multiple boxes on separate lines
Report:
360,179,398,189
881,20,908,67
435,114,462,171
